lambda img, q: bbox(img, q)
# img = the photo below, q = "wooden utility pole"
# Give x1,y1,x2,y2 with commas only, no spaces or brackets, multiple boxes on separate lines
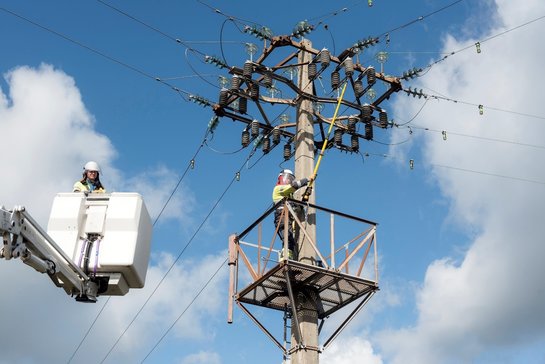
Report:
292,38,319,364
221,32,399,364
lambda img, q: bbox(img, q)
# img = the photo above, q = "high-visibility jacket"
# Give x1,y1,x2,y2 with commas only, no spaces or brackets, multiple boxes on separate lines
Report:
272,178,308,204
73,180,106,193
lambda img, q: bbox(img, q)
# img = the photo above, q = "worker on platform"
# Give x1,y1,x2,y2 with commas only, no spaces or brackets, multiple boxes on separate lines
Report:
73,161,106,193
272,169,310,260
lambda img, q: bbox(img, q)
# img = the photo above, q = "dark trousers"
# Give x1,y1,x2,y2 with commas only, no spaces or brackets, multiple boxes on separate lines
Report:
274,208,296,252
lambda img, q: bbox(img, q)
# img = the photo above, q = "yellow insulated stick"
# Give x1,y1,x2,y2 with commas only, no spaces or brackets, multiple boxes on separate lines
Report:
303,82,348,201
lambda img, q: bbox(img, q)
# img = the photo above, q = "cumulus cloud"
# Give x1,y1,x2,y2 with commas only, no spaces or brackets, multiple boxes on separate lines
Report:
0,65,217,363
321,336,383,364
180,350,222,364
376,0,545,363
125,165,197,227
0,64,116,221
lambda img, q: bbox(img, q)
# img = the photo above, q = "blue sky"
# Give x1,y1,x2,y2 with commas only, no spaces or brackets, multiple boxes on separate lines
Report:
1,1,545,363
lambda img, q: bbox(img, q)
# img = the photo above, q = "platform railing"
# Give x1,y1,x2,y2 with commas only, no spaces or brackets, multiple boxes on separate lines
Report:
230,197,378,281
228,198,379,324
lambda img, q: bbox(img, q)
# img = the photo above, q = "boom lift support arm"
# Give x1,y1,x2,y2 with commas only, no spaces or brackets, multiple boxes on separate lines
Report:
0,205,98,302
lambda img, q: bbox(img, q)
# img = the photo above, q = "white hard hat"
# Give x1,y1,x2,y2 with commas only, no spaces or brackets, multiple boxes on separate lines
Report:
84,161,101,172
279,169,294,177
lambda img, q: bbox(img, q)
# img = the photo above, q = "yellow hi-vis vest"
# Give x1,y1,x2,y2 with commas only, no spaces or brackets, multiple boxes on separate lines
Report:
73,181,106,193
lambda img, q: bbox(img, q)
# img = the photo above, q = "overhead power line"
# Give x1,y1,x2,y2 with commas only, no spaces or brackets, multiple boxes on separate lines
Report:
402,87,545,121
407,125,545,150
0,6,197,99
99,142,267,363
66,297,111,363
140,257,228,363
413,13,545,75
363,152,545,186
376,0,465,38
67,126,214,363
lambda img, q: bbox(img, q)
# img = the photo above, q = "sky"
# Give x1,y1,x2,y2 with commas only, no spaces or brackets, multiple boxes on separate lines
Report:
1,0,545,363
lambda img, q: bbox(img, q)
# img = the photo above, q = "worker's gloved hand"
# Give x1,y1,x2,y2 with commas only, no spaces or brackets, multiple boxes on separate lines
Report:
300,178,309,187
302,186,313,201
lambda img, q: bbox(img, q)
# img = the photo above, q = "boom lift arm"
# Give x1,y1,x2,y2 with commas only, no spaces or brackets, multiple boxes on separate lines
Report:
1,205,99,301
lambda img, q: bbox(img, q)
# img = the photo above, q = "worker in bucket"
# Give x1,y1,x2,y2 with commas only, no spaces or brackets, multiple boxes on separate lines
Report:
73,161,106,193
272,169,310,260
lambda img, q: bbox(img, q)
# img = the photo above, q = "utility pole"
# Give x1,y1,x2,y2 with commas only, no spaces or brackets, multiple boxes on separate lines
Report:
218,26,402,364
292,38,319,364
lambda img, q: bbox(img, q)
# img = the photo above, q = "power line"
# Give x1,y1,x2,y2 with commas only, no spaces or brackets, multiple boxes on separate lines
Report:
99,144,266,363
66,297,111,364
0,6,195,98
66,127,212,363
377,0,464,38
430,163,545,185
407,125,545,150
402,87,545,121
363,152,545,186
153,133,210,227
421,13,545,72
96,0,246,53
99,176,236,363
140,257,228,363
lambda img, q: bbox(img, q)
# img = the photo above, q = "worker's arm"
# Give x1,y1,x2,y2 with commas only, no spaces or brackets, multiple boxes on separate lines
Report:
290,178,309,190
73,181,86,192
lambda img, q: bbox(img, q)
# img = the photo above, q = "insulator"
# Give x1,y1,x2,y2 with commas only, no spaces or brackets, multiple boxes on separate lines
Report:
253,135,263,148
362,104,372,120
283,143,291,161
351,134,359,151
379,111,388,128
251,119,260,138
320,49,331,69
344,57,354,77
250,83,259,100
292,20,312,38
348,116,358,133
308,62,317,80
241,130,250,147
219,89,229,107
204,55,228,69
238,97,247,114
243,61,253,79
354,80,364,98
367,67,376,86
272,127,281,144
208,115,219,132
364,123,373,140
334,128,343,146
189,94,212,107
230,76,241,91
262,135,271,154
263,72,273,88
331,70,340,90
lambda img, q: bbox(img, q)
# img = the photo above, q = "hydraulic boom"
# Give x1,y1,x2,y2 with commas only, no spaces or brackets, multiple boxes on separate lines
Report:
1,205,99,301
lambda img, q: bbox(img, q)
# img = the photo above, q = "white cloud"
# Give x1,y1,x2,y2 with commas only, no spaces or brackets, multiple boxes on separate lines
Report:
124,165,197,227
180,350,222,364
321,336,383,364
0,64,116,222
376,1,545,363
0,65,222,363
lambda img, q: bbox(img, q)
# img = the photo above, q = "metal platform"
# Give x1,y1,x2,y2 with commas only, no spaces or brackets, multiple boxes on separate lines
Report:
237,259,378,319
